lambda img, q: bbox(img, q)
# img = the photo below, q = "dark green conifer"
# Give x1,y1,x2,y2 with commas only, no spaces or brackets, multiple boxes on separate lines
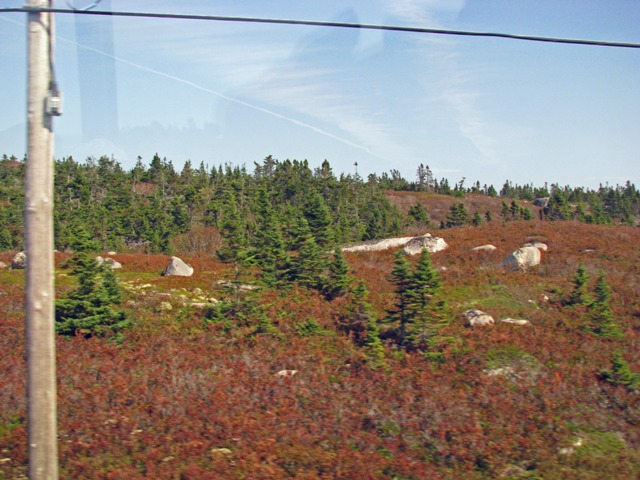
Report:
404,249,448,350
567,263,591,306
589,273,623,339
55,244,128,337
324,247,351,300
387,250,412,341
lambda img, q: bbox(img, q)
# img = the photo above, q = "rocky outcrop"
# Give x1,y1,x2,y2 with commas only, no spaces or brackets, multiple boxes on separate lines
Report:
501,246,541,271
342,237,414,253
164,256,194,277
472,244,497,252
11,251,27,269
462,309,495,327
403,233,448,256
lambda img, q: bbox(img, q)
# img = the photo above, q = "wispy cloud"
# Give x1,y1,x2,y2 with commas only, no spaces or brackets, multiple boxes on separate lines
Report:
54,28,381,155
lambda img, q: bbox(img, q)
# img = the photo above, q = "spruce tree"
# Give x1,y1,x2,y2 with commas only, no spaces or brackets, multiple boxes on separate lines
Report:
355,282,386,369
567,263,591,306
404,249,448,351
324,247,351,300
387,250,412,342
445,202,469,228
599,352,640,390
589,273,623,339
55,248,128,337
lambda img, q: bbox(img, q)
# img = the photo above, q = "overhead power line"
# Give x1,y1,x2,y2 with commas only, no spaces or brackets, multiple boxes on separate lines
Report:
2,6,640,49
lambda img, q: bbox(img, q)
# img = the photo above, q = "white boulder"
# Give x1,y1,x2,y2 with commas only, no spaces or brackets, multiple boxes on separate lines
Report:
164,256,194,277
501,246,541,271
11,251,27,269
462,309,495,327
403,233,448,256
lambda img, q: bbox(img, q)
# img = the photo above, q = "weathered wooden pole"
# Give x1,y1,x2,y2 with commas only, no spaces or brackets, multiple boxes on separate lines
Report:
25,0,59,478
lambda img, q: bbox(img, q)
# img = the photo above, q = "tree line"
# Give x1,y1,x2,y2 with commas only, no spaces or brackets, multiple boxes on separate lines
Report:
0,154,637,254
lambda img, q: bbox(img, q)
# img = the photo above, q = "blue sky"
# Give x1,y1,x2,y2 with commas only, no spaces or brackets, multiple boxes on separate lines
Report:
1,0,639,189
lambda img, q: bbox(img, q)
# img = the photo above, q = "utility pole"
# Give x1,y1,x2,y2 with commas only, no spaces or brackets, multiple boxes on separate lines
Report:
25,0,59,478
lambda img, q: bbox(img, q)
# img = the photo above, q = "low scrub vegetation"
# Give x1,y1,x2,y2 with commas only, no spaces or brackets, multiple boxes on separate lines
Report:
1,217,639,478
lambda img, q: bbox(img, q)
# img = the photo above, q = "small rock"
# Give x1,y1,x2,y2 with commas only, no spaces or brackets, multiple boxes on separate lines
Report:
11,251,27,269
275,369,298,377
501,318,531,326
158,302,172,312
472,244,497,252
211,448,232,455
0,261,7,269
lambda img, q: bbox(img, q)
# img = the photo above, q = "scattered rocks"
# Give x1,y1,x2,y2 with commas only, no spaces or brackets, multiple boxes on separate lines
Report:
472,244,497,252
462,309,495,327
164,256,194,277
11,251,27,269
403,233,448,256
501,246,541,271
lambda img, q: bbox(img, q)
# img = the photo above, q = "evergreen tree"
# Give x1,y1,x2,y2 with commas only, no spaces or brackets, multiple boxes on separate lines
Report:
252,188,289,286
589,273,623,339
472,211,483,227
566,263,591,306
387,250,412,342
55,246,129,337
355,282,386,369
290,231,327,291
324,247,351,300
404,249,448,351
303,191,334,247
501,201,511,221
445,202,468,228
408,202,430,227
599,352,640,390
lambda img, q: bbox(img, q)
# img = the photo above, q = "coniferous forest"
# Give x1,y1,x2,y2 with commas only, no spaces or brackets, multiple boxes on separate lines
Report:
1,153,639,478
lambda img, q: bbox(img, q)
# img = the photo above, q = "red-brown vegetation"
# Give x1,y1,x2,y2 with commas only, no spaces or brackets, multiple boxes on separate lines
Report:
1,220,639,478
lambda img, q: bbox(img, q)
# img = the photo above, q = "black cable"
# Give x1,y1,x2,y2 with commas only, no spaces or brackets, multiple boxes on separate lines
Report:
3,6,640,49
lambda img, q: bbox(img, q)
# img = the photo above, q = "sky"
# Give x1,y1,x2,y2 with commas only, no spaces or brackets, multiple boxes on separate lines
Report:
1,0,639,189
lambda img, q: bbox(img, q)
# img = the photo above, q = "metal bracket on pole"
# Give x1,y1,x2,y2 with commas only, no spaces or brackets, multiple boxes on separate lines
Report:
23,1,49,10
66,0,103,11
